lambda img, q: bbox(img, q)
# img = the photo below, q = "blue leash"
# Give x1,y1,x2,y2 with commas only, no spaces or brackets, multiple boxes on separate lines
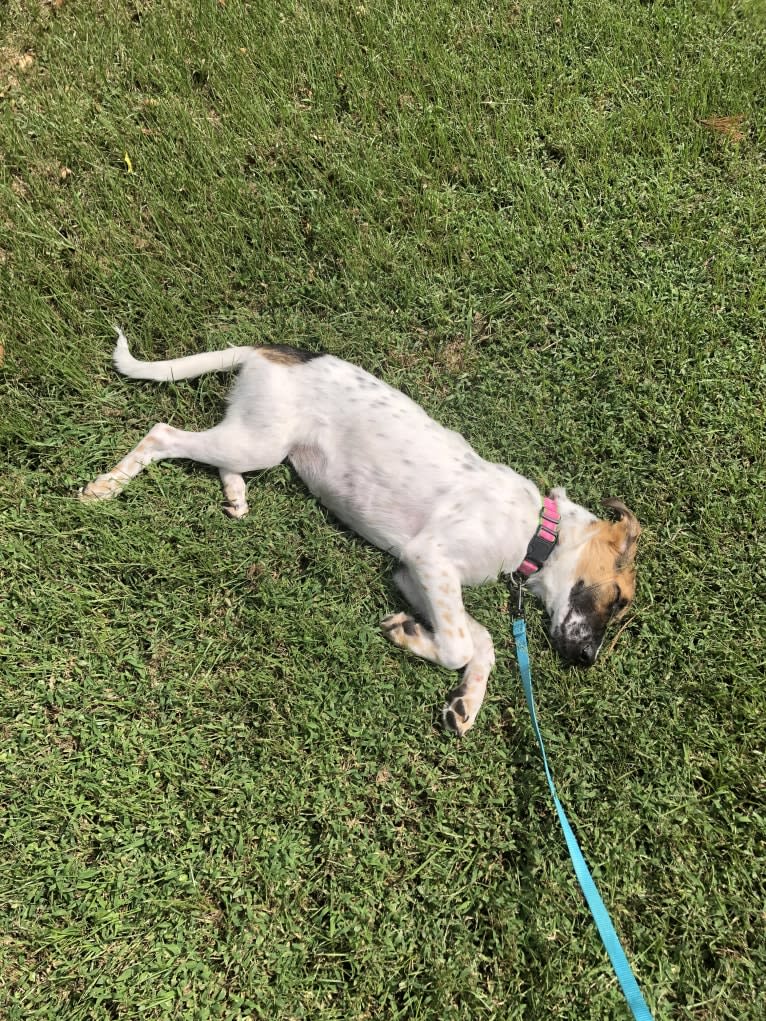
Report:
512,593,654,1020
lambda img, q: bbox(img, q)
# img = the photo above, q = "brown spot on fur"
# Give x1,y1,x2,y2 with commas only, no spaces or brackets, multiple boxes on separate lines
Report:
256,344,323,365
576,517,640,618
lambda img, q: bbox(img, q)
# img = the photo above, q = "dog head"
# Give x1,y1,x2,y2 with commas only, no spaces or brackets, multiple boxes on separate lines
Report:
528,489,641,665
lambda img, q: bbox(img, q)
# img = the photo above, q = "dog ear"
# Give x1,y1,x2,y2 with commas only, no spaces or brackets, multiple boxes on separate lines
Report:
601,497,641,560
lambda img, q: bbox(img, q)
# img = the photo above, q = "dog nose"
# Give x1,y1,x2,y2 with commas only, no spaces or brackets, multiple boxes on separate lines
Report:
577,645,597,667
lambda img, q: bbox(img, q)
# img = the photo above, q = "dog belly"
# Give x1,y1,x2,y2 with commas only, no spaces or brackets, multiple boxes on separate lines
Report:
325,498,425,554
289,444,432,553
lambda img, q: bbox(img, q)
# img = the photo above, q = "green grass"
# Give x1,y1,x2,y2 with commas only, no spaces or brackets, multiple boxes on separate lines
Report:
1,0,764,1018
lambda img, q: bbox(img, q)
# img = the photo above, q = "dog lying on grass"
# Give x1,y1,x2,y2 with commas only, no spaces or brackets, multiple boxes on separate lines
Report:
81,332,640,734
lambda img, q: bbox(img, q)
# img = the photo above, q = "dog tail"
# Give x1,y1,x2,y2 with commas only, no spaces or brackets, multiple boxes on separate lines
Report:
112,328,253,382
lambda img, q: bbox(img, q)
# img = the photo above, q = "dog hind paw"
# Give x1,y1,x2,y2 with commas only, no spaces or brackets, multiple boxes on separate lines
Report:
79,476,123,502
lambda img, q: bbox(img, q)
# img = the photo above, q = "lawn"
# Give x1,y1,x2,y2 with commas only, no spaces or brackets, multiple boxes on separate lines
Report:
1,1,764,1018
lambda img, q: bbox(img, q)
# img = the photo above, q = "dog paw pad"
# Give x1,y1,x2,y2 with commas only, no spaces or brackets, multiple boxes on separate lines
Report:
224,501,249,519
442,688,476,736
381,613,423,645
79,477,122,502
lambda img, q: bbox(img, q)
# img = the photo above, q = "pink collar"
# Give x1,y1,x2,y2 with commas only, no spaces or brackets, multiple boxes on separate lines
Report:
516,496,561,578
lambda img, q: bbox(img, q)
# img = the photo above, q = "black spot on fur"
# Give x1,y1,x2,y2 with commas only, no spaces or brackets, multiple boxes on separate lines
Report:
272,345,323,362
569,579,598,620
451,698,468,722
445,680,467,700
551,580,608,665
402,619,419,636
444,709,459,732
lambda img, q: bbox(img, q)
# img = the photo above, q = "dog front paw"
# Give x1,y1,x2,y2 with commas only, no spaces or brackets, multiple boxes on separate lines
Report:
380,611,435,663
381,612,423,645
442,683,481,737
223,499,249,519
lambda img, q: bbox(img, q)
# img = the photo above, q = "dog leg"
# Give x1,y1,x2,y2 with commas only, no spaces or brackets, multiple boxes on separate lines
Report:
381,559,473,670
220,470,249,519
80,422,180,502
441,618,495,737
80,421,287,504
382,562,495,735
381,565,435,653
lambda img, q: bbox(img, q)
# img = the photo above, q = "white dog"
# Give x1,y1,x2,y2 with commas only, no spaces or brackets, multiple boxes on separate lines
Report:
81,332,640,734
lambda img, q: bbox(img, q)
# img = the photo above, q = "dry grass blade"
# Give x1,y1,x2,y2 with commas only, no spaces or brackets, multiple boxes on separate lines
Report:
700,115,747,142
604,615,635,658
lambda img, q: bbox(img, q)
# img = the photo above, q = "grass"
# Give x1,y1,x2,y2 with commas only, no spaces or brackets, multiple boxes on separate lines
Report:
1,0,764,1017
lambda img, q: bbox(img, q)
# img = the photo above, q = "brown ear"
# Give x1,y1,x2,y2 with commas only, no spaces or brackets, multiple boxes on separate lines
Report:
601,497,641,559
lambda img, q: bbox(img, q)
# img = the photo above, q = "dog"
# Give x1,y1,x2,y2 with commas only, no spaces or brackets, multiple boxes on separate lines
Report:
81,331,641,735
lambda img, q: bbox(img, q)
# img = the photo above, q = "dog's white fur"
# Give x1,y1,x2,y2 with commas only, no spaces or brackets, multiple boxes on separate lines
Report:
81,332,638,734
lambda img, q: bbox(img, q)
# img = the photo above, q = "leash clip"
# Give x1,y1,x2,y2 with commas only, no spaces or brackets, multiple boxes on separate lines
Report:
511,573,525,619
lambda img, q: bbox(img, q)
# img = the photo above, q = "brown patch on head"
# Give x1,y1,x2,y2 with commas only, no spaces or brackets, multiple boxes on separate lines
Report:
576,501,641,620
549,500,640,664
601,497,641,554
255,344,323,365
